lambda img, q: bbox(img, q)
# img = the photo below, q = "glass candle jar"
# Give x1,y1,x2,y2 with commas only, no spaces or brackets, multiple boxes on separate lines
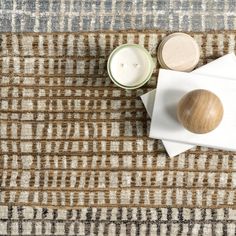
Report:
107,44,155,89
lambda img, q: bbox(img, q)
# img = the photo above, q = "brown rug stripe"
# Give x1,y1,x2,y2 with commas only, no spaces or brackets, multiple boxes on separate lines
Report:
0,32,236,209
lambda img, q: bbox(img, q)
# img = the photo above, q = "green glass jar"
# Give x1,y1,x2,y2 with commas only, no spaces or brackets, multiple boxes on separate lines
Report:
107,44,155,89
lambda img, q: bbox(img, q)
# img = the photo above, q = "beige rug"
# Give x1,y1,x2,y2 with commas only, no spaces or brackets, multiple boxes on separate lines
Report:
0,31,236,213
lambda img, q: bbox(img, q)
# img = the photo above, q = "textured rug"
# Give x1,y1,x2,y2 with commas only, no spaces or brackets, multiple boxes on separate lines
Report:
0,31,236,234
0,1,236,32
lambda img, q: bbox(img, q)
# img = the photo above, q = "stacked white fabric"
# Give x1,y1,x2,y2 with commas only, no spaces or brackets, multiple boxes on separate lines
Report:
141,53,236,157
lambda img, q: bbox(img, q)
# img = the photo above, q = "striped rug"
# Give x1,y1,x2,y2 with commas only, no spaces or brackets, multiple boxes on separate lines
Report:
0,31,236,235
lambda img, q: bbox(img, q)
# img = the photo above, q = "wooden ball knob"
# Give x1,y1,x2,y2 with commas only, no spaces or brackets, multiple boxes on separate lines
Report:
177,89,224,134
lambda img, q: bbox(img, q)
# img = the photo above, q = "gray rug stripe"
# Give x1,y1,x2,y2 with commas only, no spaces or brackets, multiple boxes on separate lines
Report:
0,0,236,32
0,206,236,235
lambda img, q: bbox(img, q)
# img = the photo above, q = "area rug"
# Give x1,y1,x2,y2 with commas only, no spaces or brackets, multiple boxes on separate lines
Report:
0,31,236,235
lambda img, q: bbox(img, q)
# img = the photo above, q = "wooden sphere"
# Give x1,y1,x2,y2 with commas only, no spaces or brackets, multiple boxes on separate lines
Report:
177,89,224,134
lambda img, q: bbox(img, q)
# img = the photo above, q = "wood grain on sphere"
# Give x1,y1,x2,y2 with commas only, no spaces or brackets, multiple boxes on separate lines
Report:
177,89,224,134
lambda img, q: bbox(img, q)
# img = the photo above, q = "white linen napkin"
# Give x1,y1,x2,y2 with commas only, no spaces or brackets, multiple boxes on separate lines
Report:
141,53,236,157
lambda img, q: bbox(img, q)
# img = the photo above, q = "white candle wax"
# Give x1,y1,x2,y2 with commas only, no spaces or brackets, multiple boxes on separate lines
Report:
108,45,154,89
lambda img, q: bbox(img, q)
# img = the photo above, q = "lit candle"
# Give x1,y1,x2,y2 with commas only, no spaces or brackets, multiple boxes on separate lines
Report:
107,44,154,89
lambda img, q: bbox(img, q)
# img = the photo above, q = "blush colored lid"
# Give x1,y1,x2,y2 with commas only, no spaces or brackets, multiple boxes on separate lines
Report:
157,33,200,72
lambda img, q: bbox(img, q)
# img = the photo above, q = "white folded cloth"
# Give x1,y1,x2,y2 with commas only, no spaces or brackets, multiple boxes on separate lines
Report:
141,53,236,157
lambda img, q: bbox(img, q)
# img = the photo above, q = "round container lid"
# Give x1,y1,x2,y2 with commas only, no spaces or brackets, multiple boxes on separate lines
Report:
157,33,200,72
